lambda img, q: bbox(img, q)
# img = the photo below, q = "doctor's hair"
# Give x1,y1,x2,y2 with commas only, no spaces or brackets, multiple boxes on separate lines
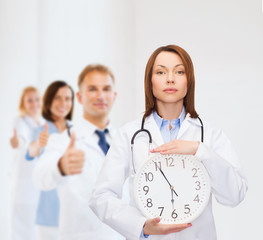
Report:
78,64,115,88
19,86,40,116
42,81,74,121
143,44,198,119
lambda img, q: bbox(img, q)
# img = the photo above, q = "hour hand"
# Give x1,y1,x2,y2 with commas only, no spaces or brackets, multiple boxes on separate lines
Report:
171,189,175,209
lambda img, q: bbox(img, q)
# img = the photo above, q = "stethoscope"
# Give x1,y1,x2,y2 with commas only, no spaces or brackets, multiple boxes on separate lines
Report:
130,116,204,174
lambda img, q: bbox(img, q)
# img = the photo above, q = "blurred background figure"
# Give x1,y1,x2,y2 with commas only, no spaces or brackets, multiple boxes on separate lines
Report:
8,86,44,240
25,81,74,240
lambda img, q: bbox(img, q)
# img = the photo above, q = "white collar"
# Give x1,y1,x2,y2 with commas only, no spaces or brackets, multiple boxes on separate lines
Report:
76,117,114,138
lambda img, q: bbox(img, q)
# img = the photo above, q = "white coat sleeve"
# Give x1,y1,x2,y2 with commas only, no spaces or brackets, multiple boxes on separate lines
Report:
13,117,28,148
89,128,147,240
195,126,248,207
32,133,69,191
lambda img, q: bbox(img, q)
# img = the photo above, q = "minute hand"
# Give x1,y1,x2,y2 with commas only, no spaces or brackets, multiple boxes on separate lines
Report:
158,167,178,197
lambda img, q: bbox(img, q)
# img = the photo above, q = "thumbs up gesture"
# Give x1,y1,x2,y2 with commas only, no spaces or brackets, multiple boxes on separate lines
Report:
38,123,50,148
58,132,85,176
10,129,19,148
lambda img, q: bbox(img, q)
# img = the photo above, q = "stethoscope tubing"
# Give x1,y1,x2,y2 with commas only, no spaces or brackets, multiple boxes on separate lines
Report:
130,115,204,174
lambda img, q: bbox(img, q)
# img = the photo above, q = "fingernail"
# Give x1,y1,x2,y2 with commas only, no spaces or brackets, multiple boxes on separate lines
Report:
187,223,192,227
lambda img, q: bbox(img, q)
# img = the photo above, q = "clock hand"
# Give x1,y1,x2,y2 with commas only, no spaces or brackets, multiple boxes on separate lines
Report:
171,188,175,209
157,166,178,197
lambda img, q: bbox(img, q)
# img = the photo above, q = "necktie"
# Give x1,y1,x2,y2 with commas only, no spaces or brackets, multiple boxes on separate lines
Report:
95,129,109,155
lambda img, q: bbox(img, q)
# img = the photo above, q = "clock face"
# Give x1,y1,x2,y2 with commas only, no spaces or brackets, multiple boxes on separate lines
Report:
134,154,210,224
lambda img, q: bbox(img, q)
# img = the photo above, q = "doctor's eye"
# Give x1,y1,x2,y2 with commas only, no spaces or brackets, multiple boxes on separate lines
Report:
156,71,165,75
175,70,185,75
54,96,61,100
88,87,97,91
104,86,113,92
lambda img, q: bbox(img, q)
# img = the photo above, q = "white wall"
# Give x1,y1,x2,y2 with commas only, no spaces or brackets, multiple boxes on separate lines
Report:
0,0,262,239
0,0,39,238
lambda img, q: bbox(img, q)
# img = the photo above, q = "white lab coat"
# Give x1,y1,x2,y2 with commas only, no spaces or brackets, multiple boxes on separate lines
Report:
89,113,248,240
9,115,44,240
32,118,125,240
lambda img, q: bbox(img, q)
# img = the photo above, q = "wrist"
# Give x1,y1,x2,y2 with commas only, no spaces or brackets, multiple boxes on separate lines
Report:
193,141,200,155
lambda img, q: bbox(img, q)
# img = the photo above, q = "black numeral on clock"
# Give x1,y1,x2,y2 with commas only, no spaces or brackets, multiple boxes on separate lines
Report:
144,172,154,182
184,204,191,214
143,186,149,195
195,181,201,190
182,159,185,168
171,209,178,219
146,198,153,208
192,168,198,178
154,161,162,171
166,157,175,167
193,194,200,203
158,207,164,216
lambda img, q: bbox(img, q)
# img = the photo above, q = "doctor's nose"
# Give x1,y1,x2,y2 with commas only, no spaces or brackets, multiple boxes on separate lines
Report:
97,90,105,99
166,73,175,84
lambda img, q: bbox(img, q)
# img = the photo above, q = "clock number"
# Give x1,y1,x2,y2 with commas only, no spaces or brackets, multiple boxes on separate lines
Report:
195,181,201,190
166,157,175,167
144,172,154,182
146,198,153,208
158,207,164,216
193,194,200,203
192,168,198,178
171,209,178,219
182,159,185,169
184,204,191,214
143,186,149,195
154,161,162,171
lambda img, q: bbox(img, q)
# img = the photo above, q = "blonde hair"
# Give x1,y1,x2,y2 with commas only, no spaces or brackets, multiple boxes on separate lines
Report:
78,64,115,88
19,86,40,116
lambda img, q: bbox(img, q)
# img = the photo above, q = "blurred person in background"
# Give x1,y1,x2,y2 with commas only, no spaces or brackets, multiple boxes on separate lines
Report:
9,86,44,240
26,81,74,240
32,64,126,240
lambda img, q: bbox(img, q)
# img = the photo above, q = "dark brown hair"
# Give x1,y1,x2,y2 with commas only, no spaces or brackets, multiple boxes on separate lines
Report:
144,45,198,119
78,64,115,88
42,81,74,121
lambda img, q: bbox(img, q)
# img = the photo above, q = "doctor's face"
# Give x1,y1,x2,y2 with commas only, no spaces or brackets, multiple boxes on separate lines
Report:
50,86,73,120
77,71,117,120
151,51,187,108
23,91,41,117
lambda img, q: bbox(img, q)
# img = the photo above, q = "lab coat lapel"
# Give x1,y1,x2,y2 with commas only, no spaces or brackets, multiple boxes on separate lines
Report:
73,119,102,155
144,114,164,148
177,114,202,140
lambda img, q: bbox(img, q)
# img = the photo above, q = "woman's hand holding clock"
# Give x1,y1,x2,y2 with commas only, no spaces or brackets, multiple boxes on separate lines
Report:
143,217,192,235
151,139,200,155
134,154,210,235
141,165,192,235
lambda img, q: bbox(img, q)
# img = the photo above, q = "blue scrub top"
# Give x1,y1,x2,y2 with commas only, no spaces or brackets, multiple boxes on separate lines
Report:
25,120,69,227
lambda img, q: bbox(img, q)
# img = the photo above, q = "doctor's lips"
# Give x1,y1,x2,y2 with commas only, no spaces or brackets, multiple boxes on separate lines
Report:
163,88,178,94
94,102,107,107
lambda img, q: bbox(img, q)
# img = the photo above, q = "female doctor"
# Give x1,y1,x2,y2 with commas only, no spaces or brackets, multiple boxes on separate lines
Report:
89,45,248,240
26,81,74,240
9,86,44,240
